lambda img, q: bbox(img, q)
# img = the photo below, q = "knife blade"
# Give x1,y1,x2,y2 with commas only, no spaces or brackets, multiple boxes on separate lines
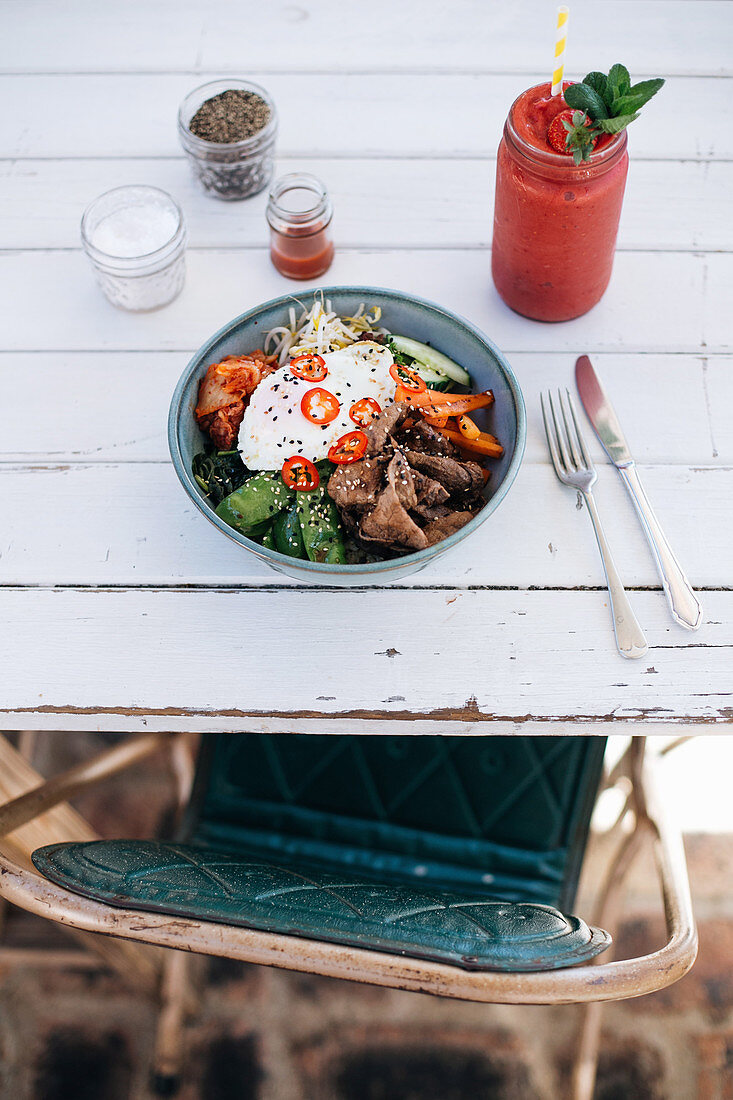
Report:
575,355,703,631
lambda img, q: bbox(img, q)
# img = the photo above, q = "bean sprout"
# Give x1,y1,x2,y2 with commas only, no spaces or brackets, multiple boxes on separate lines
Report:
264,294,387,366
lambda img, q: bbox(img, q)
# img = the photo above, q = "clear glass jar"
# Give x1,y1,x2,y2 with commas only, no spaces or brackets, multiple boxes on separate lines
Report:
178,79,278,201
492,81,628,322
81,185,186,311
266,173,334,280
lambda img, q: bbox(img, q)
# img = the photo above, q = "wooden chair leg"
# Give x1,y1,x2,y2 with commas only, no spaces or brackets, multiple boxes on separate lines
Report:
0,732,38,948
167,733,198,827
571,737,672,1100
151,950,198,1096
0,732,166,996
571,816,649,1100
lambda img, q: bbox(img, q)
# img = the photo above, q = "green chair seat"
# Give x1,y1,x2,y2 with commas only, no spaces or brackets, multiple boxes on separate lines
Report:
32,734,611,973
32,838,610,972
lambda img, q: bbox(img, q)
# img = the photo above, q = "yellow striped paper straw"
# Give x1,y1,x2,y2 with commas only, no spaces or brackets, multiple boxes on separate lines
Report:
551,6,569,96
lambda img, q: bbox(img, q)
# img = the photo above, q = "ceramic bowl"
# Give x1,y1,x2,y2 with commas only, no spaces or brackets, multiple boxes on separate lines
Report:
168,286,526,585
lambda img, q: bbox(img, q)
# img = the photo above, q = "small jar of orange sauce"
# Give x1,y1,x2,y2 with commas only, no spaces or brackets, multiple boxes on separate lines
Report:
266,173,334,279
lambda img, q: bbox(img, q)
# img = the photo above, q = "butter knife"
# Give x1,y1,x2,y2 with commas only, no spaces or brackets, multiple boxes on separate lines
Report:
575,355,703,631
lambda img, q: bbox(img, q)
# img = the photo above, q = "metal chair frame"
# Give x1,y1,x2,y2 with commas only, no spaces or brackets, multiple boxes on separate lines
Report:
0,731,697,1100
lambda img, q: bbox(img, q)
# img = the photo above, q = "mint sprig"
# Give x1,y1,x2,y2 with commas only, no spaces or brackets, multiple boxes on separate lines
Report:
564,64,664,136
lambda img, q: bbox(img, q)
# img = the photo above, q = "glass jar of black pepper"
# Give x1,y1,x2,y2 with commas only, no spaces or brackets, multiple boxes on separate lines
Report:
178,79,277,200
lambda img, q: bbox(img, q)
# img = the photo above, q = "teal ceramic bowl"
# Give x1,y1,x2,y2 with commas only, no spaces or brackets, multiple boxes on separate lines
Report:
168,286,526,585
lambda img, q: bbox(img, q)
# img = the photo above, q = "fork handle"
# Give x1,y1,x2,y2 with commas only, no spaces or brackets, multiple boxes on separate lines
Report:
581,490,648,659
618,464,703,631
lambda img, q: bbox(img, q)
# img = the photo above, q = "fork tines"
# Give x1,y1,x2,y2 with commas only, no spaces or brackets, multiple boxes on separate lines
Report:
541,388,594,482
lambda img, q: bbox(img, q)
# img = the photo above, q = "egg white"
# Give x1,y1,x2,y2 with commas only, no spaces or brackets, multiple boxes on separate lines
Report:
238,341,397,470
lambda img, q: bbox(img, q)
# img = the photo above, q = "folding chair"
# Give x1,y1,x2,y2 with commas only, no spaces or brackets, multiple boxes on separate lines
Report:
0,731,696,1099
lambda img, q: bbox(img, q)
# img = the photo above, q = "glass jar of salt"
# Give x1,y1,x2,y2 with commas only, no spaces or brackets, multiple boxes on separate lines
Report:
81,186,186,310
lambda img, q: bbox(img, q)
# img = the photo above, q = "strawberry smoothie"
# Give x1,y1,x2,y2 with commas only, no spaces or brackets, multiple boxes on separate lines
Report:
491,81,628,322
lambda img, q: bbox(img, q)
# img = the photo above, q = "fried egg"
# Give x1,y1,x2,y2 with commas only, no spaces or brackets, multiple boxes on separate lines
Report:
238,341,397,470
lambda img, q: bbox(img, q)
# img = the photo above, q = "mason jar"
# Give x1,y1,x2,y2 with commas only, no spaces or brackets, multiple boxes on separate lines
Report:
491,81,629,322
81,185,186,311
178,79,278,200
266,173,334,280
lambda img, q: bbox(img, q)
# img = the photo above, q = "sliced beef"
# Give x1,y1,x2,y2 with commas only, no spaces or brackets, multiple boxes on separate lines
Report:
412,501,453,522
422,511,476,546
364,401,410,454
397,419,458,457
328,457,384,512
325,399,491,558
386,449,417,510
410,469,450,508
405,451,485,495
360,483,428,551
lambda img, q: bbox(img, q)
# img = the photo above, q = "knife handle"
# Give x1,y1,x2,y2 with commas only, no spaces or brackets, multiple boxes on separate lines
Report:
618,464,703,630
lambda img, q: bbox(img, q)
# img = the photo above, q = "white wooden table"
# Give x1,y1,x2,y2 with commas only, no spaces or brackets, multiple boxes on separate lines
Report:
1,1,731,737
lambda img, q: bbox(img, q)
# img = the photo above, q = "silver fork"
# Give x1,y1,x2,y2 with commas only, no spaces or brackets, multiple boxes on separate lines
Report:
541,389,648,660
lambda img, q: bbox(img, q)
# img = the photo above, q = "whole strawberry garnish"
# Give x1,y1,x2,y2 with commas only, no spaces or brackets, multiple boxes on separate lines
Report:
548,109,599,164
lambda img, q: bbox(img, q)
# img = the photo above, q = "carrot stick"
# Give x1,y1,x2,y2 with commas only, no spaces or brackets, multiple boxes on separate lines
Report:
439,427,504,458
427,388,493,405
457,414,481,440
417,393,495,417
396,386,495,413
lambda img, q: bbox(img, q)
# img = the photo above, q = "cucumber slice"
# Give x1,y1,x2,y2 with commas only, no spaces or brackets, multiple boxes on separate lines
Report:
413,365,447,384
390,335,471,387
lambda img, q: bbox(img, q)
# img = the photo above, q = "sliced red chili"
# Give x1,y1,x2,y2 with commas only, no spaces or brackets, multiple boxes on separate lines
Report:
281,455,319,491
300,387,340,425
328,430,368,465
290,353,327,382
389,363,426,393
349,397,382,427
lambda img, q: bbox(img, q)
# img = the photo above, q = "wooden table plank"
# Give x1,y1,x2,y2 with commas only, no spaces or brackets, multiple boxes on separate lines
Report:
702,254,733,353
1,588,730,733
2,0,726,736
0,462,725,589
705,359,733,463
0,250,718,354
3,1,730,76
2,158,731,254
2,74,731,161
0,351,721,466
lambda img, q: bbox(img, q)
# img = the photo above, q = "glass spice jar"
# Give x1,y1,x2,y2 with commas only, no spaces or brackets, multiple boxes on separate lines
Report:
178,79,278,201
266,173,334,279
80,185,186,311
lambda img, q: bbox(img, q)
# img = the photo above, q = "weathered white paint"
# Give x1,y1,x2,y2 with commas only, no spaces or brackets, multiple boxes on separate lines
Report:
0,589,731,731
3,1,730,76
0,250,725,354
1,74,731,161
0,352,724,465
705,359,733,463
1,158,731,253
2,0,728,732
0,462,726,589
